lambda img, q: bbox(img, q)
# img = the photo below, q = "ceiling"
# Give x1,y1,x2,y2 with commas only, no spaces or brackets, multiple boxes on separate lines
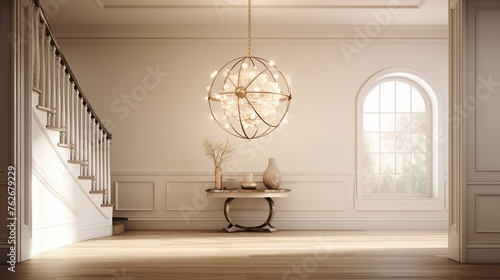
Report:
40,0,448,30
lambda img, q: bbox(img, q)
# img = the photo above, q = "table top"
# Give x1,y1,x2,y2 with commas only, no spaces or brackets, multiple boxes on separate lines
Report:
205,188,291,198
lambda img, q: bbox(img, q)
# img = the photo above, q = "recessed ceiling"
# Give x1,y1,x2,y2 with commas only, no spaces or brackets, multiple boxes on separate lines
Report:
40,0,448,28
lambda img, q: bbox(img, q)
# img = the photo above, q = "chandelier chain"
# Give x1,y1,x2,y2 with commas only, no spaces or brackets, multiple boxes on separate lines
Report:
247,0,252,57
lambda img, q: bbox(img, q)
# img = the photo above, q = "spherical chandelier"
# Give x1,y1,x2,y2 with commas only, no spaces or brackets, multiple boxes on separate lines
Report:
206,0,292,139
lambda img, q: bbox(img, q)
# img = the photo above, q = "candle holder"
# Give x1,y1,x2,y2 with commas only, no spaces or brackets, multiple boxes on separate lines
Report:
241,173,257,189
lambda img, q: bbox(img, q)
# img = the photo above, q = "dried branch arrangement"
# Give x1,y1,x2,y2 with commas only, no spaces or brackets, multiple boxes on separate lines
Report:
203,138,235,168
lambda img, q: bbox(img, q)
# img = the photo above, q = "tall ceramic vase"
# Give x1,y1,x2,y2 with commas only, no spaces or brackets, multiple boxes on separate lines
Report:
262,158,282,189
215,167,222,190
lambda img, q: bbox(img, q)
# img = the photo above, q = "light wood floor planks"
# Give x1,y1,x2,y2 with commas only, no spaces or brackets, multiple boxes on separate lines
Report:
2,230,500,279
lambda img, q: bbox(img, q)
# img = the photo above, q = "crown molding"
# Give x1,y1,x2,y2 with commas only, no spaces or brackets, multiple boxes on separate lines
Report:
94,0,428,10
50,25,447,40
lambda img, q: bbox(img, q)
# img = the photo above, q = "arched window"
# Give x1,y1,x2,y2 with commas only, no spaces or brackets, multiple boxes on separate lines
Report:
357,69,443,200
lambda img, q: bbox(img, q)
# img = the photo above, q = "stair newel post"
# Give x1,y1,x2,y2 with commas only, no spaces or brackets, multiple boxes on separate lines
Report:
98,129,104,192
91,120,96,191
102,130,106,194
97,126,104,190
102,131,106,194
106,138,111,205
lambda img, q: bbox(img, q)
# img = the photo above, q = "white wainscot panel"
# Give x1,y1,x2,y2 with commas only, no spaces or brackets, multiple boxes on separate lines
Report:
278,182,345,211
115,181,155,211
475,194,500,233
165,181,345,212
166,182,224,211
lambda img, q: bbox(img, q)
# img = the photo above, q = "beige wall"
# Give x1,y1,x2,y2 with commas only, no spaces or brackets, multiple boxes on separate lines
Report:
56,32,449,230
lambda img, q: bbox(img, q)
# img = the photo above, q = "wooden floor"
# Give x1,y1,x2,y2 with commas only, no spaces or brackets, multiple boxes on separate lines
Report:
2,230,500,279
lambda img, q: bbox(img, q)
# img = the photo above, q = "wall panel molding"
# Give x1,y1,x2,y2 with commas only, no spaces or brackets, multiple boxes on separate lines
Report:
475,194,500,233
115,181,156,211
111,172,447,230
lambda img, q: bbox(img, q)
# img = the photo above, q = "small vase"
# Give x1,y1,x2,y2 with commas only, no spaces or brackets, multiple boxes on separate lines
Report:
262,158,282,189
215,167,222,190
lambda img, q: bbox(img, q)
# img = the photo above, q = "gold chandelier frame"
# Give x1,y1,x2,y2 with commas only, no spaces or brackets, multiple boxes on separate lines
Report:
206,0,292,139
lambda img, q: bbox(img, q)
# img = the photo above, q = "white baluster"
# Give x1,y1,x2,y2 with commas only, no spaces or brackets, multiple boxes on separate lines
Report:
44,36,52,114
75,94,82,164
69,83,76,160
82,106,87,176
87,111,92,178
64,73,71,145
55,56,62,130
39,23,46,106
33,9,41,92
50,45,57,127
60,67,68,144
91,120,97,191
97,129,104,190
53,55,61,128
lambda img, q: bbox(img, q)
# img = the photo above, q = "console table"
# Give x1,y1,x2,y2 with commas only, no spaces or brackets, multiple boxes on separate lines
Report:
205,188,291,232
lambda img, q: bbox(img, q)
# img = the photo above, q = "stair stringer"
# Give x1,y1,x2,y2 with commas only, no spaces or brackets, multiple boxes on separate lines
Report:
32,90,113,255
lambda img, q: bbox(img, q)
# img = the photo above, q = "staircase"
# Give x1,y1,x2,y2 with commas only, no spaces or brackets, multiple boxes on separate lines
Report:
29,1,114,254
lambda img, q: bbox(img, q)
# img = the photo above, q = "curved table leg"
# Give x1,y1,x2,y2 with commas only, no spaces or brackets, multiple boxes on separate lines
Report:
223,197,277,232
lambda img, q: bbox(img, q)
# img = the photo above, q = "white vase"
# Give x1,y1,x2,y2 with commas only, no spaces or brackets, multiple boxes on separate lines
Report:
262,158,282,189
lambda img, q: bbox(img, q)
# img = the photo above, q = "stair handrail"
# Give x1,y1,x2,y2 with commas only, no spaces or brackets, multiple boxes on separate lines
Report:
33,0,112,139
